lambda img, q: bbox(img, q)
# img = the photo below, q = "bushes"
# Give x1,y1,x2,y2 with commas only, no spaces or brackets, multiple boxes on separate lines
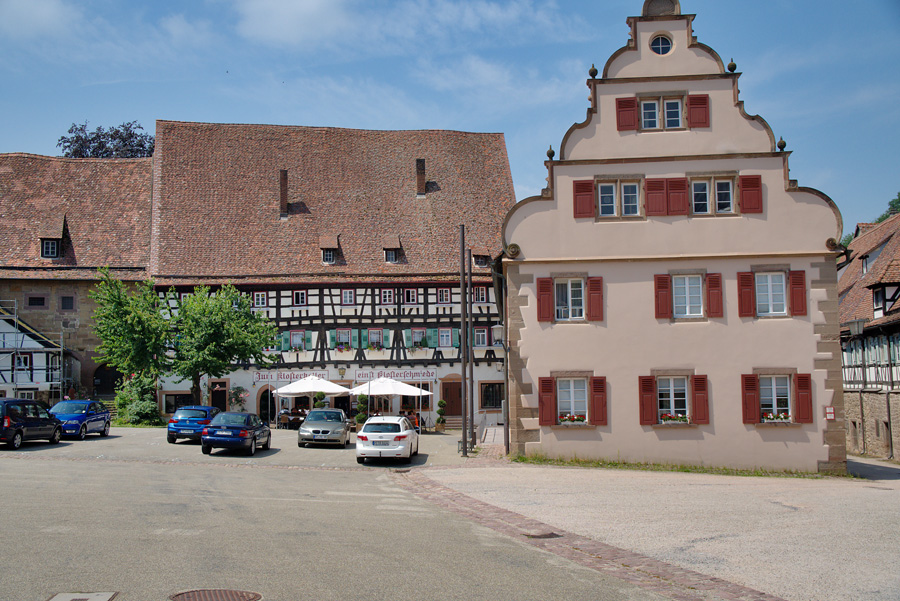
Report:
115,372,162,426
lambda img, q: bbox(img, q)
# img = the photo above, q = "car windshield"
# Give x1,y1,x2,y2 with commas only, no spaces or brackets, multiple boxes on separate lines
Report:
306,410,343,422
210,414,249,427
51,402,89,414
363,423,401,433
174,409,208,419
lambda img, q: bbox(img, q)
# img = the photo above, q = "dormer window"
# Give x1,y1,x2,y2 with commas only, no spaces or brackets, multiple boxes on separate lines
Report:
382,235,402,264
41,239,60,258
861,255,869,274
473,254,490,268
323,248,335,264
385,249,398,263
874,287,886,318
319,233,340,265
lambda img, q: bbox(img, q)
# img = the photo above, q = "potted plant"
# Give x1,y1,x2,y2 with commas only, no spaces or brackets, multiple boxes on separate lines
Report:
355,395,368,431
314,391,327,408
659,413,689,424
435,399,446,432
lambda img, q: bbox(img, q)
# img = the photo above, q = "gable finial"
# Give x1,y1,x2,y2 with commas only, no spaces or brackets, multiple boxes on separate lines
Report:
642,0,681,17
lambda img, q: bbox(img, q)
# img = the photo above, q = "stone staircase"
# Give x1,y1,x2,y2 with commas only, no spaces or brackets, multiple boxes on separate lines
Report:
443,415,463,429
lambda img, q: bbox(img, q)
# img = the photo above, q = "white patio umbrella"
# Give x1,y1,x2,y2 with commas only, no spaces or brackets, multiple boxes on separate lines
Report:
348,377,432,423
275,376,352,397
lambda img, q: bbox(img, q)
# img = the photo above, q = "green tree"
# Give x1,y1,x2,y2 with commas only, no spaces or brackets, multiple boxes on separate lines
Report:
89,267,171,378
171,285,277,404
875,192,900,224
57,120,154,158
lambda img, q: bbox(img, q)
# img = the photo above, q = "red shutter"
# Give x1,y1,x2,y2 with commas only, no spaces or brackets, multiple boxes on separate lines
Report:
654,274,672,319
536,278,554,322
739,175,763,213
691,375,709,425
587,277,603,321
538,377,557,426
686,94,710,128
706,273,723,318
616,97,639,131
794,374,813,423
639,376,657,425
573,180,596,218
667,178,689,215
645,179,668,216
589,377,607,426
737,272,756,317
741,374,760,424
789,271,807,316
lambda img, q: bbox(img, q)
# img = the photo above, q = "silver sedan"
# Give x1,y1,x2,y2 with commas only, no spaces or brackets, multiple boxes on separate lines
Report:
297,409,351,447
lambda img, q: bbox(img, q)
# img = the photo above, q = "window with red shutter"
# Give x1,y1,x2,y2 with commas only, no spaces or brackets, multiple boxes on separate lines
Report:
741,374,760,424
789,271,807,316
739,175,763,213
667,178,689,215
691,375,709,424
573,180,596,219
737,272,756,317
686,94,710,128
794,374,813,423
536,278,554,323
706,273,723,318
538,377,557,426
654,274,672,319
639,376,657,425
586,277,603,321
589,377,607,426
616,97,639,131
645,179,668,216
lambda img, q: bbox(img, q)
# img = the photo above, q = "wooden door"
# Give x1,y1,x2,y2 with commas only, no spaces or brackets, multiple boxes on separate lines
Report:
442,382,462,416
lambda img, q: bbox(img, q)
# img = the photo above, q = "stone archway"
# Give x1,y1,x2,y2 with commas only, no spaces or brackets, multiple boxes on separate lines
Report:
257,387,276,423
93,365,123,398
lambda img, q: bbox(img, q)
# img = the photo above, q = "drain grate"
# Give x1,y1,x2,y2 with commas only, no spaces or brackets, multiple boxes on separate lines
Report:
170,590,262,601
523,531,562,539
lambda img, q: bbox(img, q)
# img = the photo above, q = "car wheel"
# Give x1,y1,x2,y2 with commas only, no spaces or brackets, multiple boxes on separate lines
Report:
201,444,211,455
77,425,87,441
100,422,110,437
167,433,177,444
356,457,365,464
247,438,256,456
7,431,23,450
262,432,271,451
49,427,62,445
412,439,419,456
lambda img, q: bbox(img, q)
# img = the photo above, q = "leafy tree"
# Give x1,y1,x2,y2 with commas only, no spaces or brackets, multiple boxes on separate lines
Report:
841,233,854,247
171,285,277,404
57,120,154,158
115,372,163,426
875,192,900,224
89,267,171,378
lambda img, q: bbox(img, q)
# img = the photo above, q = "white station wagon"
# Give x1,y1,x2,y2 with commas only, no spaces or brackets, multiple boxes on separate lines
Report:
356,415,419,464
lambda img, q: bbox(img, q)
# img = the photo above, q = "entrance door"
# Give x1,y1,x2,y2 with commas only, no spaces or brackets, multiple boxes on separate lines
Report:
441,382,462,416
259,390,275,423
211,388,227,413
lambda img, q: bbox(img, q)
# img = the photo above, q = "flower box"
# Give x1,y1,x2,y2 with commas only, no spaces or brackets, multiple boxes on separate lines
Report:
659,413,689,424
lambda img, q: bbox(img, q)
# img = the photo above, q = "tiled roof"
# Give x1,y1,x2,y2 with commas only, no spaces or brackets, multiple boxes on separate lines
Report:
0,153,152,277
838,213,900,330
150,121,516,281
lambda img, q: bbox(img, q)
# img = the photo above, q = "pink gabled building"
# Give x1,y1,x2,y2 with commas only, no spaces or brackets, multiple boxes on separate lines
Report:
499,0,846,473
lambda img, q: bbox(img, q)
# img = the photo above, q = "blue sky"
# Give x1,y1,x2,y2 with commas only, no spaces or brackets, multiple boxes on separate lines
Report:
1,0,898,237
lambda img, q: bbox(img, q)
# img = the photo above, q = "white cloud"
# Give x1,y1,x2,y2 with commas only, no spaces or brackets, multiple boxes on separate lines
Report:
160,14,216,48
0,0,81,39
231,0,354,47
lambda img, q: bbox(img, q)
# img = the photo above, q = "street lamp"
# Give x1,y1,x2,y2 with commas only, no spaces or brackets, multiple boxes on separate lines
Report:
491,323,510,455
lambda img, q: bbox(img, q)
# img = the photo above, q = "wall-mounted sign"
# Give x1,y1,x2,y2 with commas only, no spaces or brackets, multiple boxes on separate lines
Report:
824,406,835,421
253,371,328,383
355,369,436,382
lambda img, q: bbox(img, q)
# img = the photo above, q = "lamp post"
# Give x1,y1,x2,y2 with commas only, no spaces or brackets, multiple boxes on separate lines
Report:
492,323,509,455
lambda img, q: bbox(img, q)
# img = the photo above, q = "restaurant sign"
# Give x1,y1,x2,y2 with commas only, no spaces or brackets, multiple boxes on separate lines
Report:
253,371,329,383
355,369,436,382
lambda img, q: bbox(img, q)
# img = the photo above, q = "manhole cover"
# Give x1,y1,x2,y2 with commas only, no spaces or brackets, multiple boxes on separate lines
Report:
170,590,262,601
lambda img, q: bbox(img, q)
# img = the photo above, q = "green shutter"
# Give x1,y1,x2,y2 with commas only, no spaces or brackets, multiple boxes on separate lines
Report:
280,331,291,351
305,331,313,350
403,329,412,347
427,328,438,348
384,329,392,347
361,329,369,348
329,330,336,349
452,328,460,347
351,329,360,349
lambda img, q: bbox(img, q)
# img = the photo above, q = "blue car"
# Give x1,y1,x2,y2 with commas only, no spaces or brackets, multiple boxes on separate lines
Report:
167,405,220,443
49,400,111,440
201,412,270,456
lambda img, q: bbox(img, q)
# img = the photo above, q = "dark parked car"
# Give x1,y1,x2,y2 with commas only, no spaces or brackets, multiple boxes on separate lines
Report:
1,398,62,449
49,400,111,439
201,412,270,456
167,405,220,443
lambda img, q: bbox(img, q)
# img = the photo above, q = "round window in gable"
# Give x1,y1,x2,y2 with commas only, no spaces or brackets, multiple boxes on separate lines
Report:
650,35,672,55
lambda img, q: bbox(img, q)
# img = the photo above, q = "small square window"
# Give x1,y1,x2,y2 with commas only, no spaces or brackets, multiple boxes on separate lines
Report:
289,331,305,350
293,291,307,306
658,376,688,421
382,289,394,305
756,272,787,316
474,328,488,347
253,292,267,308
336,329,351,345
385,249,398,263
41,239,59,258
472,287,487,303
473,255,490,268
342,289,355,305
323,249,335,264
438,328,452,347
60,296,75,311
438,288,451,304
404,289,417,304
27,296,47,308
555,279,584,320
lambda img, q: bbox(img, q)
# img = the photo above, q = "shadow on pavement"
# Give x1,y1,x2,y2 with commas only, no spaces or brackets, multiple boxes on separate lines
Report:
848,457,900,481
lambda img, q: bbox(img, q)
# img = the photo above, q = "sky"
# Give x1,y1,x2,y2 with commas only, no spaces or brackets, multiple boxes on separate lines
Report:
1,0,898,237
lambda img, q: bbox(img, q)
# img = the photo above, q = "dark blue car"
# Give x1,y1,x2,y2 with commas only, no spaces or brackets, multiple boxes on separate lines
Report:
201,412,270,456
1,399,62,449
167,405,220,443
49,400,111,439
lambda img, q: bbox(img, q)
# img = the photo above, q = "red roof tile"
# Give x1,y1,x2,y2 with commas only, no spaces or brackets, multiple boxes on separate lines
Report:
839,213,900,328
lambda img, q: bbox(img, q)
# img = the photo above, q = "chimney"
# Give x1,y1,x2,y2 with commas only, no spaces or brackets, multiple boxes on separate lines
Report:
279,169,288,216
416,159,426,198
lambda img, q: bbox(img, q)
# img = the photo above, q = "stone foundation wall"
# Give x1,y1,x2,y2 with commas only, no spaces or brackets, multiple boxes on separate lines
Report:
844,388,899,459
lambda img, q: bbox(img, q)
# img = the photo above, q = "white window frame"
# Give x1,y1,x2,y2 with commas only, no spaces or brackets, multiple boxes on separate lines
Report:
289,330,305,350
759,375,791,419
438,328,452,348
557,378,587,419
657,376,688,420
598,180,640,217
41,239,59,258
342,289,355,305
253,292,267,308
691,177,735,215
472,286,487,303
716,180,734,213
411,328,426,346
322,248,335,264
293,290,307,306
555,278,584,321
621,182,640,216
641,99,659,129
336,329,351,345
641,96,684,131
368,329,383,348
692,180,710,214
438,288,451,304
755,272,787,316
385,249,398,263
664,99,682,129
672,274,704,318
598,183,617,216
404,288,417,304
381,289,394,305
474,328,488,347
